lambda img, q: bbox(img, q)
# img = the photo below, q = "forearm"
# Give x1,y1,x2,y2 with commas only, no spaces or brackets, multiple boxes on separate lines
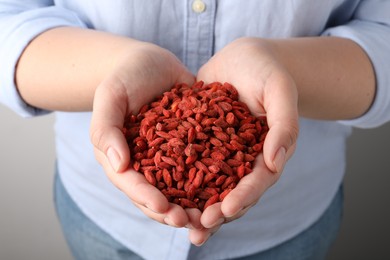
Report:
15,27,140,111
268,37,376,120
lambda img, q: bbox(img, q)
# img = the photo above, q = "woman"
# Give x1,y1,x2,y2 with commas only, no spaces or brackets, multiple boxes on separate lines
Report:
1,1,389,259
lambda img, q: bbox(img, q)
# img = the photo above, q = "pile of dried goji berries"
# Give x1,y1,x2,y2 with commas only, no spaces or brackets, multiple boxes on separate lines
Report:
123,81,268,211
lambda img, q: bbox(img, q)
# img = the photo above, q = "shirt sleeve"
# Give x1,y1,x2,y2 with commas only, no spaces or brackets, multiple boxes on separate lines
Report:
0,1,87,117
322,1,390,128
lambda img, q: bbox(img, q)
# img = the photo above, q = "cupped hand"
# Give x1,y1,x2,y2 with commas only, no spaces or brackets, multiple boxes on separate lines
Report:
190,37,300,245
90,42,196,227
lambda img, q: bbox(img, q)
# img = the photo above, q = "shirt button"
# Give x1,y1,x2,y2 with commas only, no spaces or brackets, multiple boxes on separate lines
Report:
192,0,206,13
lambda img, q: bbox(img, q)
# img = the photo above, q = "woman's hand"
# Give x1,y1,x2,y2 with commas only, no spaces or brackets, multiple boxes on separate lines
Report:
90,42,196,228
190,37,300,245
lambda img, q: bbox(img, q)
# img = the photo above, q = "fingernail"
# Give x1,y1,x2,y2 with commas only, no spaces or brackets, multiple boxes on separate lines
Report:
185,223,194,229
196,233,211,247
273,147,286,173
145,203,157,213
107,147,121,172
210,218,225,228
225,207,243,218
164,217,177,227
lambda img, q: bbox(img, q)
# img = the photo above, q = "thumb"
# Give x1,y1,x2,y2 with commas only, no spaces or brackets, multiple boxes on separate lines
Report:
262,74,299,173
90,82,130,173
263,119,298,173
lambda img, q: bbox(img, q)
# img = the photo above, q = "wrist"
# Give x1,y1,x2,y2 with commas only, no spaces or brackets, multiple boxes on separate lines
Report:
265,37,375,120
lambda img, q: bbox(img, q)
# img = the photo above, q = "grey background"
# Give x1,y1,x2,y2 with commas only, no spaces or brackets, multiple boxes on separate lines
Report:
0,104,389,260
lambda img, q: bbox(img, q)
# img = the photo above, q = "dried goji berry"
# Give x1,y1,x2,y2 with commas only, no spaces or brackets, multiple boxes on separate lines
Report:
123,81,269,211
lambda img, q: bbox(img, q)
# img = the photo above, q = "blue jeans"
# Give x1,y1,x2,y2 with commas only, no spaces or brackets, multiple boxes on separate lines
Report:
54,173,343,260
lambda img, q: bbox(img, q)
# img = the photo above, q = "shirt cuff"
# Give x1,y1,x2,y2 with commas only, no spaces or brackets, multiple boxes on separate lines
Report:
322,21,390,128
0,6,87,117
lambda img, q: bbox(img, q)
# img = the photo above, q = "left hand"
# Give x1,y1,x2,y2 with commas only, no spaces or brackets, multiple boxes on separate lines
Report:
189,37,300,245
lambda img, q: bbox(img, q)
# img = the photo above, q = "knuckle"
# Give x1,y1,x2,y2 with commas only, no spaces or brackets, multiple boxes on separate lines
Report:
90,126,109,152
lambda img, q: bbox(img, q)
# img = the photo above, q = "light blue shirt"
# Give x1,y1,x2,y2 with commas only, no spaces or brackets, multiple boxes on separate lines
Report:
1,1,390,259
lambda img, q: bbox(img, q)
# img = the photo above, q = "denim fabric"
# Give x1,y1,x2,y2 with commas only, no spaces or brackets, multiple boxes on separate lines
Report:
230,189,343,260
54,173,343,260
54,173,143,260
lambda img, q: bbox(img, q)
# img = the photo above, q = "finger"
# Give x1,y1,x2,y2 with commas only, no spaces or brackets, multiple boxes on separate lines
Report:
200,202,225,229
262,71,299,173
220,154,279,217
95,149,170,213
185,208,203,230
90,80,130,173
134,201,189,228
188,225,222,246
224,205,251,223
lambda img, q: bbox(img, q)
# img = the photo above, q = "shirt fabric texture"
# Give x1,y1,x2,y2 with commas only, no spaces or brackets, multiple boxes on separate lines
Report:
1,1,390,259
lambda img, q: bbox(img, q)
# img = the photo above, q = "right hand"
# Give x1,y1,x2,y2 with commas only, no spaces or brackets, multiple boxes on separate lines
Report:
90,42,198,228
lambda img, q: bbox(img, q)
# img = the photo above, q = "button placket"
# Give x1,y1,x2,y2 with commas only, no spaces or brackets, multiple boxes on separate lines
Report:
184,0,216,73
